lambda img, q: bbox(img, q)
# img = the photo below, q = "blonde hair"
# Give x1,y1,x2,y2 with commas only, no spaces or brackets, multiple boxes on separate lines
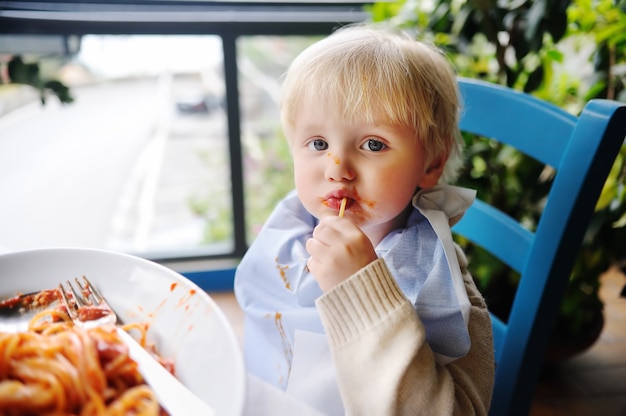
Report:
280,24,463,183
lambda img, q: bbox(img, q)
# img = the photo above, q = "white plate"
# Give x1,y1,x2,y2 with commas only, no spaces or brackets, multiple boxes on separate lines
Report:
0,247,245,416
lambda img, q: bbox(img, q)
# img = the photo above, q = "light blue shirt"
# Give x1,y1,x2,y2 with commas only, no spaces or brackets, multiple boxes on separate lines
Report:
234,185,475,390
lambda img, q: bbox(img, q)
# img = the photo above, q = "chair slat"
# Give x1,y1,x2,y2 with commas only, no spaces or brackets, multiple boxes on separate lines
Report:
458,78,577,168
453,200,533,274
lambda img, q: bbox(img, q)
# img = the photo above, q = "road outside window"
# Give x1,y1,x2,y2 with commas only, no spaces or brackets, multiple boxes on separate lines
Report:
0,34,320,260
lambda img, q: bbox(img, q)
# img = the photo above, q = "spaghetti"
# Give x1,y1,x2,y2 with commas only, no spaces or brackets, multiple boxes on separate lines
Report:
0,309,170,415
339,197,347,218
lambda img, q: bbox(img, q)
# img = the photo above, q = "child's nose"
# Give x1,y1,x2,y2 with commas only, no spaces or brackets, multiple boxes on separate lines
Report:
325,153,355,181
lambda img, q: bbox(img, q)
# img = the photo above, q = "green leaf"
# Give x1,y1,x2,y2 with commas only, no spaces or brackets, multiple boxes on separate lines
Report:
524,64,545,92
44,80,74,104
525,0,547,43
547,0,570,42
546,48,564,62
596,152,624,211
611,209,626,228
8,56,40,86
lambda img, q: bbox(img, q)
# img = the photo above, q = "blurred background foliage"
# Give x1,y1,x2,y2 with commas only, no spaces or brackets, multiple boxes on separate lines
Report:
2,55,73,105
369,0,626,345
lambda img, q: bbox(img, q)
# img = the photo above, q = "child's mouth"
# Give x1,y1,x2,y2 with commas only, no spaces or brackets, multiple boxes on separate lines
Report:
326,197,352,212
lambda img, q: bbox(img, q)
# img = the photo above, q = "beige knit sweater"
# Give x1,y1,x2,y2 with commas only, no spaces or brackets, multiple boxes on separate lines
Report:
316,246,495,415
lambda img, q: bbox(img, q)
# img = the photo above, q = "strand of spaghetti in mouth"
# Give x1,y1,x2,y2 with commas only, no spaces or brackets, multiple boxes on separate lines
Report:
0,309,168,415
339,197,347,218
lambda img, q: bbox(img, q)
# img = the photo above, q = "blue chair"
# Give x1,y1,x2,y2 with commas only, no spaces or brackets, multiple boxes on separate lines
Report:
453,77,626,416
182,77,626,415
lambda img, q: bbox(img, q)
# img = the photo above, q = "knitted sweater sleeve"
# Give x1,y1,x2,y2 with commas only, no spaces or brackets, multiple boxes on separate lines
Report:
315,248,495,415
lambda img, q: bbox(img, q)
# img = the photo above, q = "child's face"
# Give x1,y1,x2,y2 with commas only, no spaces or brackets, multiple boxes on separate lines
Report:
288,102,444,240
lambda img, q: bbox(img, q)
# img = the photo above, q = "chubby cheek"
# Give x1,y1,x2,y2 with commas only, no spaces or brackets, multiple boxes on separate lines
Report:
293,164,321,213
367,170,419,216
293,158,315,189
293,173,308,201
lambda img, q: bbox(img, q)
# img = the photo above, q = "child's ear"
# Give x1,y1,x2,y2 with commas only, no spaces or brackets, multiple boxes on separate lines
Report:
417,154,447,189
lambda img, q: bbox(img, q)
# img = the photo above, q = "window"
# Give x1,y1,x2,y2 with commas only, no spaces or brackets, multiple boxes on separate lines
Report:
1,35,234,258
0,2,370,266
238,35,320,241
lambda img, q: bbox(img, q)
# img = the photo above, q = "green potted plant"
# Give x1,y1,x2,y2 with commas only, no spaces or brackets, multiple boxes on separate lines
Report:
369,0,626,357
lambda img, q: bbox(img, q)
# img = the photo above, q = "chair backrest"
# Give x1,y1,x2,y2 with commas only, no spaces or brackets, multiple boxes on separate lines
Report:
453,77,626,416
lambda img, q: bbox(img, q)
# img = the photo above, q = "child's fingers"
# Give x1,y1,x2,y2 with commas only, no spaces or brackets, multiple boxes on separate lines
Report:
305,235,327,259
313,216,355,244
311,223,342,246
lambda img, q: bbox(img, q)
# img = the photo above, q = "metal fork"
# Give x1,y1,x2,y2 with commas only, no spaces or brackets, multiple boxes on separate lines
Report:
58,276,117,329
58,276,215,416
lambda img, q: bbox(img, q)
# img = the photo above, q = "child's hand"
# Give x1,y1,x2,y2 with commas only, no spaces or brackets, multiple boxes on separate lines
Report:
306,216,378,292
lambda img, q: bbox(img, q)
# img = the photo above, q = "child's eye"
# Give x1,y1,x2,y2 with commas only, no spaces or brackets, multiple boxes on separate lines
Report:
308,138,328,151
361,139,386,152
